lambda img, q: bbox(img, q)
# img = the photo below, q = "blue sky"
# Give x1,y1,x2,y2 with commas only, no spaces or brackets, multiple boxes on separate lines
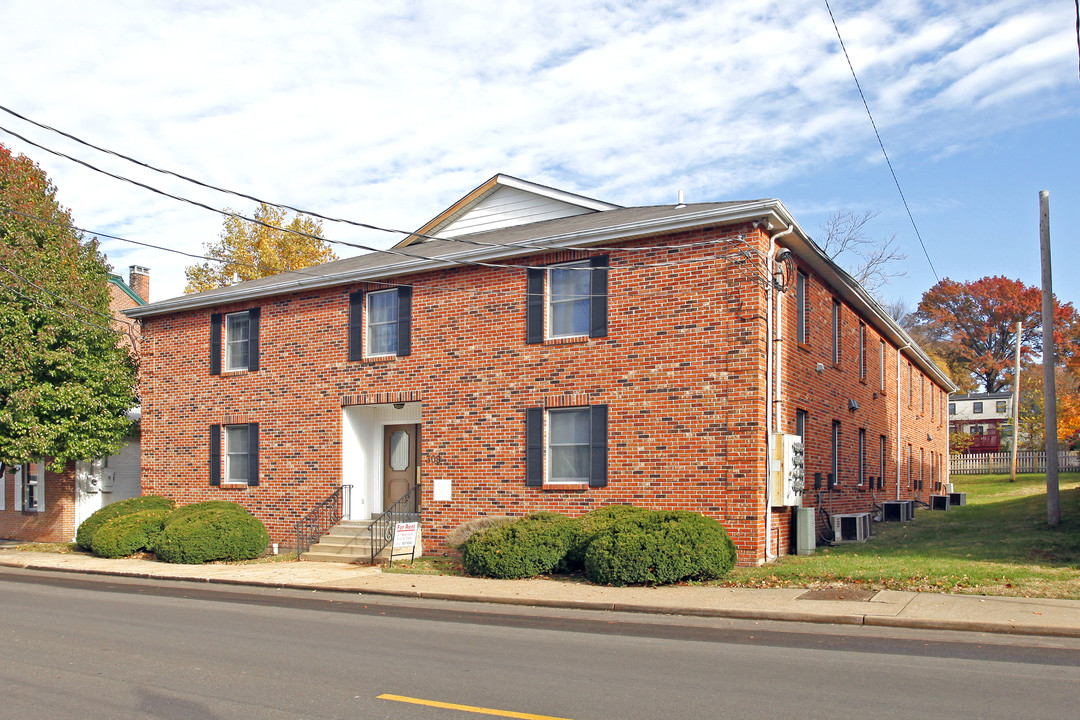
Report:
0,0,1076,309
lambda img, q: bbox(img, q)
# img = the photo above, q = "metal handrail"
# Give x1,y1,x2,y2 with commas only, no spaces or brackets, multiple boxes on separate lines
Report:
294,485,351,559
369,484,420,563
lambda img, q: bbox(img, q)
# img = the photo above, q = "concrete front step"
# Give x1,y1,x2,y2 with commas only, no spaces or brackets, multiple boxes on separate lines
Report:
301,520,392,564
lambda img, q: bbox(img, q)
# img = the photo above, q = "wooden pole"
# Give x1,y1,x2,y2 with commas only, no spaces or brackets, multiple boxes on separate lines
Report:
1039,190,1060,526
1010,321,1021,483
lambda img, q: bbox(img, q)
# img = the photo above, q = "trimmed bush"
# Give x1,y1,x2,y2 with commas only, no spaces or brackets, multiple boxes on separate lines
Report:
462,512,578,579
90,509,170,558
154,503,270,564
444,515,515,550
583,510,737,586
564,504,650,571
164,500,251,527
75,495,176,550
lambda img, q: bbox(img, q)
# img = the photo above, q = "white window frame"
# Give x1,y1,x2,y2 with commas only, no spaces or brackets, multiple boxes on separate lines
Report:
224,425,251,485
365,288,399,357
14,461,45,512
224,311,251,371
857,428,866,486
547,407,591,485
879,340,886,391
0,465,5,511
858,322,866,380
547,260,592,339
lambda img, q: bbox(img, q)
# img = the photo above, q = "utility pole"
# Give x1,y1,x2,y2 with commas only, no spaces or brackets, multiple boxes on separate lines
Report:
1039,190,1059,526
1010,321,1021,483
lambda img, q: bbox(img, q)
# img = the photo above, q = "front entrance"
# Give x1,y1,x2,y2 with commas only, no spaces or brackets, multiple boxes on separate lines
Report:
383,424,419,510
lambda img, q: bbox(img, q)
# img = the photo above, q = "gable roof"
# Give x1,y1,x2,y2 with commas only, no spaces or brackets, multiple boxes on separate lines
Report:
108,273,147,306
397,174,621,247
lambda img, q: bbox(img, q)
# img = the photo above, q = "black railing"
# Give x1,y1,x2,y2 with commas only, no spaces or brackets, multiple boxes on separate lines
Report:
294,485,351,559
369,484,420,563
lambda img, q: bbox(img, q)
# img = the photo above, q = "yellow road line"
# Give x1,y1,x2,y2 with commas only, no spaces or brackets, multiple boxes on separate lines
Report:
377,694,575,720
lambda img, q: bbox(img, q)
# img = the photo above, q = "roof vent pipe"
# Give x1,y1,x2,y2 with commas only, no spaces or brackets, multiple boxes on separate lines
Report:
676,190,685,209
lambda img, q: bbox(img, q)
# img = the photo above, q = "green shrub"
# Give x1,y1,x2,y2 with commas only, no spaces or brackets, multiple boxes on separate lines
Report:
90,509,170,558
564,504,650,571
164,500,251,527
154,503,270,564
444,515,515,549
75,495,176,550
583,510,737,586
462,512,578,579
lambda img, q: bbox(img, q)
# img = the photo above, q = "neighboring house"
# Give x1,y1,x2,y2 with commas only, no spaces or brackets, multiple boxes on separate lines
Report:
949,392,1013,454
126,175,954,565
0,266,148,543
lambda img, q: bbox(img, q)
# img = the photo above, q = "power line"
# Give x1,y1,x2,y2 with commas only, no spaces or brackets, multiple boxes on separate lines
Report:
0,263,135,328
823,0,939,282
0,104,725,257
0,279,125,336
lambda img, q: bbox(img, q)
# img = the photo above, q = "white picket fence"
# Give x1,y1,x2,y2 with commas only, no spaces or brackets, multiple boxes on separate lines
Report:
949,451,1080,475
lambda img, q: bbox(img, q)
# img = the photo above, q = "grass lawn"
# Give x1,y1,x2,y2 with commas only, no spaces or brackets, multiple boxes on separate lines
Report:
722,473,1080,598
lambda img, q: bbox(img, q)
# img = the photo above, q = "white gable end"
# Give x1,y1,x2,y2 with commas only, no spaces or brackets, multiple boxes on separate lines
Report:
437,186,599,238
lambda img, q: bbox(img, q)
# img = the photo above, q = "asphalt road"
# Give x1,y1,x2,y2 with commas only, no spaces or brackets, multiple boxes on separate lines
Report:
2,567,1079,719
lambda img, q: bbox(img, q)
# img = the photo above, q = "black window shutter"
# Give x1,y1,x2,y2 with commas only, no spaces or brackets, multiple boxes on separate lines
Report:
248,307,260,371
525,407,543,486
589,404,608,488
589,256,608,338
347,291,363,361
210,314,222,375
209,424,221,486
396,286,412,357
248,422,260,486
526,268,544,344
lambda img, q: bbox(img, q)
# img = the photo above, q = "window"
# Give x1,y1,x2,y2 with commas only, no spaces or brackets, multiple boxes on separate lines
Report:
210,308,260,374
831,299,841,365
348,287,412,360
209,423,260,486
949,403,956,415
879,340,886,391
971,425,983,435
796,271,808,344
0,465,4,511
996,400,1008,414
525,405,607,487
920,375,925,414
907,444,913,488
879,435,887,489
795,409,808,443
526,257,608,343
973,401,983,414
11,460,45,512
858,322,866,380
908,364,913,406
857,428,866,486
831,420,840,486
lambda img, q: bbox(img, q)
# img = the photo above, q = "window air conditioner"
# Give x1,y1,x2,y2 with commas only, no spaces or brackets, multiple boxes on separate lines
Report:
831,512,871,542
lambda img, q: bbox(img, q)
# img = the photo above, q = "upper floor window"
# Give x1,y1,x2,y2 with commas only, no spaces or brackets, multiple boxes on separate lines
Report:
527,257,607,344
210,308,260,374
879,340,886,391
796,271,808,345
973,401,983,414
348,287,412,360
996,400,1008,414
858,322,866,380
949,402,956,415
831,299,841,365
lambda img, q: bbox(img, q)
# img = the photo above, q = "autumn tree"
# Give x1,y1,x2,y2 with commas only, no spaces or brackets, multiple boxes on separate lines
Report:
0,143,137,470
1016,364,1080,451
884,298,977,392
818,210,907,296
184,203,336,293
914,276,1078,393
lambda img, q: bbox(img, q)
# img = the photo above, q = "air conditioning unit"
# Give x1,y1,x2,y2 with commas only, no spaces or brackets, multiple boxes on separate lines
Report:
831,512,871,542
881,500,912,522
930,494,951,511
770,433,805,507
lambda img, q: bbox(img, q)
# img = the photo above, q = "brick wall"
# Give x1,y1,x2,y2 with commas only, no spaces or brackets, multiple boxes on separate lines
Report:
0,463,77,542
138,223,951,565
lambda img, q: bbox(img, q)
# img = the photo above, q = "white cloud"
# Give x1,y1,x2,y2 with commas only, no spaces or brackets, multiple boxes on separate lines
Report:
0,0,1075,301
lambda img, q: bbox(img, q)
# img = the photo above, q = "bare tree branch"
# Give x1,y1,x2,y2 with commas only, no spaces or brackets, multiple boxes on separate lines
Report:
818,210,907,296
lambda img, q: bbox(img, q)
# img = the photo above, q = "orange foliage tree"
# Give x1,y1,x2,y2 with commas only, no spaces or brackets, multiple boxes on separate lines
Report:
914,276,1078,393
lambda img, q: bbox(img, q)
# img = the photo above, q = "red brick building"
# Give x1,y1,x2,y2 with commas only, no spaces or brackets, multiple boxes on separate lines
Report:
127,176,954,564
0,267,148,543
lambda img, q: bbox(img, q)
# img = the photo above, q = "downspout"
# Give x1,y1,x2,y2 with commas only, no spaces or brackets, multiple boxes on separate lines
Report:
765,224,795,560
896,342,911,500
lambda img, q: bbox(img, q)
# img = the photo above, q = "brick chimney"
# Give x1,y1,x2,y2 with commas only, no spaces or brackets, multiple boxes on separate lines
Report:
129,265,150,303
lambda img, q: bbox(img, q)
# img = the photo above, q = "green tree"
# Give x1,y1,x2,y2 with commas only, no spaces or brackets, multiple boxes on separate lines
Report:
0,143,138,470
184,203,335,293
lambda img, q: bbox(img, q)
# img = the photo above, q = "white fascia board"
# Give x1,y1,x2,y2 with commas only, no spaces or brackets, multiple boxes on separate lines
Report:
493,175,622,212
125,200,792,319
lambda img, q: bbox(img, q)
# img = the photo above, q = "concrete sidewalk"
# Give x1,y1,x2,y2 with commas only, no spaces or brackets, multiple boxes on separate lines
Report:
2,547,1079,638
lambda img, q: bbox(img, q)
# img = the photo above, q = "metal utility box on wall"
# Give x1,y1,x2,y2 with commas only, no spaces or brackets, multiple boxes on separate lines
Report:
770,433,805,507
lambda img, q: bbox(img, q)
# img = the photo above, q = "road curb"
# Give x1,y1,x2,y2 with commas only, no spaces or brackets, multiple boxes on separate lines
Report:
3,557,1078,639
